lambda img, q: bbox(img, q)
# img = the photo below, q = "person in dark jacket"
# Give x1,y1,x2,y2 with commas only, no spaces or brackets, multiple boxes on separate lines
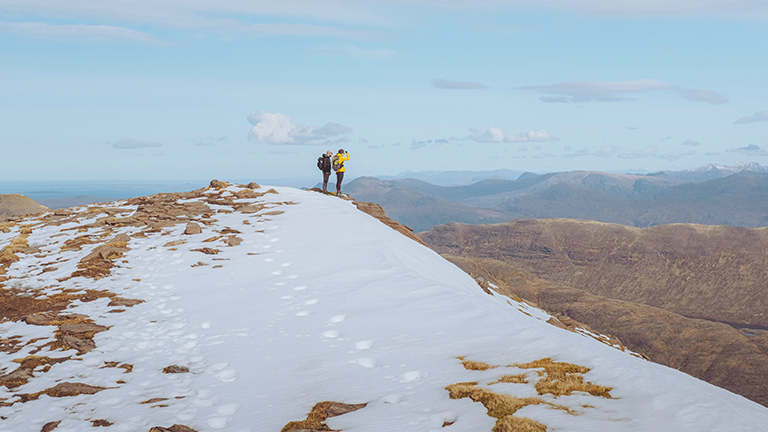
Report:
320,150,332,193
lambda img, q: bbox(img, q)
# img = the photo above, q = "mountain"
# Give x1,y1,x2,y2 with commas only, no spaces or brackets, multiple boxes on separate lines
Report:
379,168,524,186
421,219,768,406
346,166,768,231
343,176,512,231
2,182,767,431
649,162,768,182
0,194,49,221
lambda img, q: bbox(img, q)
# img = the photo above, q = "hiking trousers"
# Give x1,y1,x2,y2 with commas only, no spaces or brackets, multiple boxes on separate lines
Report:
336,171,344,193
322,171,331,192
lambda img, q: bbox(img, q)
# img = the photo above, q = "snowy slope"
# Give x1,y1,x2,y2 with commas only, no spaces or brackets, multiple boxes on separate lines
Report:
1,183,768,432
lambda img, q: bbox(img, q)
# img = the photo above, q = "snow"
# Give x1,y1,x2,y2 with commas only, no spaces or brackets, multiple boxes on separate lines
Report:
2,184,768,432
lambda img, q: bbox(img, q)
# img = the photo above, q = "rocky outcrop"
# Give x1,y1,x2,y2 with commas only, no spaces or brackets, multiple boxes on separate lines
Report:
353,201,426,246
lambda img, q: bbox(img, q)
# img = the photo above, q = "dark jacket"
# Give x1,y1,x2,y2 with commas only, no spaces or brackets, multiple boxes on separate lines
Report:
320,154,332,173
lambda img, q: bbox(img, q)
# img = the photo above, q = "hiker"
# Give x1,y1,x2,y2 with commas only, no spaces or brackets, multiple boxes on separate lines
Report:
317,150,333,193
332,149,350,195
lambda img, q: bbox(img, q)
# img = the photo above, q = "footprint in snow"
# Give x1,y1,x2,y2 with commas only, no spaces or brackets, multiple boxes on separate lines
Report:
356,358,377,368
355,340,374,350
329,314,346,323
293,285,308,291
322,330,340,338
304,299,319,305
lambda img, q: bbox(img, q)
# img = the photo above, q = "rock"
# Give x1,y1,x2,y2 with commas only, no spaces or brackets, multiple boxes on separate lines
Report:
59,323,109,334
162,365,189,374
222,236,242,247
246,182,260,189
107,297,145,307
41,421,61,432
163,240,187,247
191,248,220,255
183,222,202,235
209,179,227,189
149,425,198,432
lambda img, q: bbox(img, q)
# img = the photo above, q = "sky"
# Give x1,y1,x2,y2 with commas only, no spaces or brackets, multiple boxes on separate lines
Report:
1,0,768,183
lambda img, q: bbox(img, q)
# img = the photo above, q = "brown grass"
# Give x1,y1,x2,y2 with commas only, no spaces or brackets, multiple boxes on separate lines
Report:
512,358,612,398
0,234,30,265
490,374,528,385
493,416,547,432
446,382,570,432
458,356,497,371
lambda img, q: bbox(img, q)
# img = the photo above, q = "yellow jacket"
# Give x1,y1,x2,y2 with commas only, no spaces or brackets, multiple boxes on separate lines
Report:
335,152,350,173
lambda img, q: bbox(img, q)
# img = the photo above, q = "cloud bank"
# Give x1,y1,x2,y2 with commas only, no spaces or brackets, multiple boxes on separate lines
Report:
735,110,768,124
433,79,487,90
468,127,559,143
112,138,163,149
247,111,352,145
521,79,727,104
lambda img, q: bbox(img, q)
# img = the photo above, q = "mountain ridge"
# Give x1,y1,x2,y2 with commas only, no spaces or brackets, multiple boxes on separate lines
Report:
2,182,767,431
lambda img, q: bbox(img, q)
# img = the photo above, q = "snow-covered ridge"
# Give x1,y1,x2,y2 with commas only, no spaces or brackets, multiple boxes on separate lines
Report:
1,182,768,432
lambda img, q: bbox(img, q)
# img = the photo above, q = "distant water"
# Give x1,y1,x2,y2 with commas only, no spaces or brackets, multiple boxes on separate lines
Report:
0,180,210,208
0,177,323,209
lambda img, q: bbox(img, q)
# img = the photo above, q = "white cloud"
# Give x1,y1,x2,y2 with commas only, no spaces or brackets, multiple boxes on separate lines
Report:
726,144,768,156
676,88,728,104
247,111,352,145
522,79,727,104
112,138,163,149
315,45,395,60
735,110,768,124
468,127,559,143
432,79,487,90
682,139,700,146
0,21,160,43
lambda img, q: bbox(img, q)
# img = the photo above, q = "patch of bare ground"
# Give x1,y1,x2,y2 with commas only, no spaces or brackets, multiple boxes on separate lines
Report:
281,401,367,432
15,381,108,403
449,357,611,431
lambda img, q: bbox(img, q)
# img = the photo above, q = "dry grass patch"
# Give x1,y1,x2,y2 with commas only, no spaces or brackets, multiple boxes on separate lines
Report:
512,358,612,398
458,356,497,371
490,374,529,385
446,382,570,432
281,401,367,432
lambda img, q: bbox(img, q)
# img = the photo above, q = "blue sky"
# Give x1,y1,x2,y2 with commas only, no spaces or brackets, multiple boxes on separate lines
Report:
1,1,767,183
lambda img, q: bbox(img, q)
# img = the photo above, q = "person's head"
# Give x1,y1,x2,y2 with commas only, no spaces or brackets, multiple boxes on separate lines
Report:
326,150,332,156
338,149,345,154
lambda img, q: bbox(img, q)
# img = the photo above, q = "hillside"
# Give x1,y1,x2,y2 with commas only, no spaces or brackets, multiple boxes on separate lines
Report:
2,183,768,431
441,255,768,407
421,219,768,328
421,219,768,406
0,194,49,220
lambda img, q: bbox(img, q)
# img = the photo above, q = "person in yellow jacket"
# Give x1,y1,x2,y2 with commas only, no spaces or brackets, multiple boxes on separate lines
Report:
333,149,350,195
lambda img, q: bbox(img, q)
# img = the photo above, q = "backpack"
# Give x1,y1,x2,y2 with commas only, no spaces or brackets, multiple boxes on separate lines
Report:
332,154,342,172
317,156,324,171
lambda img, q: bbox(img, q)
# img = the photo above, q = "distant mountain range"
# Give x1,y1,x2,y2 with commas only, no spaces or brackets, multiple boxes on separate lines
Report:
346,162,768,232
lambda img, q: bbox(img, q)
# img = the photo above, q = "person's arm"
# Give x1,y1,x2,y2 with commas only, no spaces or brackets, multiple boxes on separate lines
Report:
342,153,350,162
